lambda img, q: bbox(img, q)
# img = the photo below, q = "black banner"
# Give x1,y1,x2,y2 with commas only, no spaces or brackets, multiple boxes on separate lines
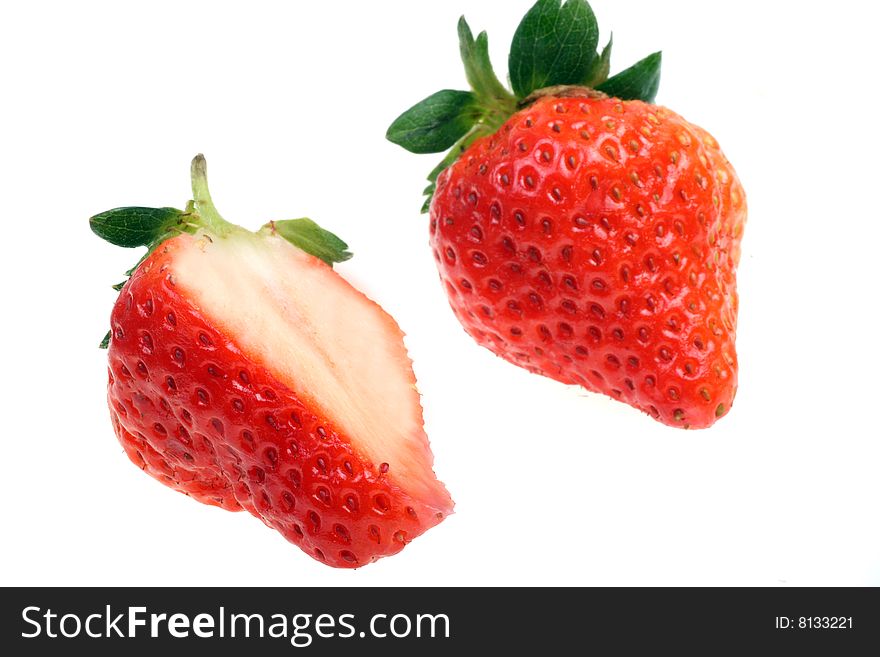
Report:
1,587,876,654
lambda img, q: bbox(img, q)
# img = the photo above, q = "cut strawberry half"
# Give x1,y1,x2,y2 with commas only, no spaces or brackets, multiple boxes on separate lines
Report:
93,155,453,567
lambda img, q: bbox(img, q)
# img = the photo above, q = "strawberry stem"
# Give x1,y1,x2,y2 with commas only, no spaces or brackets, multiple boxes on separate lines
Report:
190,154,236,238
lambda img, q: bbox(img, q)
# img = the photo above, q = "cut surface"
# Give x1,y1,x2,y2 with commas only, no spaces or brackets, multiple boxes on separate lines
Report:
171,230,448,506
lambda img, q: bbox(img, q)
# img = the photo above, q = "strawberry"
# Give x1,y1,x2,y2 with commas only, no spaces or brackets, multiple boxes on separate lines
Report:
387,0,746,429
91,155,452,567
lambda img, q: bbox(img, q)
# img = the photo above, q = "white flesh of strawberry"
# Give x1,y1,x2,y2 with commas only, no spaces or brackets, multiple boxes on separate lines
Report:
171,230,451,509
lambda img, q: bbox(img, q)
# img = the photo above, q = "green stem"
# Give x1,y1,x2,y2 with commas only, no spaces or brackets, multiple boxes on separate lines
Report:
479,96,518,133
190,154,235,237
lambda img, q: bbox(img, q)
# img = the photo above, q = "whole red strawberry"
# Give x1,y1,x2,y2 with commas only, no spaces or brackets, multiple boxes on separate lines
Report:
388,0,746,429
92,155,452,567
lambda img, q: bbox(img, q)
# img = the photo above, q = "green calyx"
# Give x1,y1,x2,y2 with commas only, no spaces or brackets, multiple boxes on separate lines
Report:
91,154,352,348
385,0,663,212
259,219,352,266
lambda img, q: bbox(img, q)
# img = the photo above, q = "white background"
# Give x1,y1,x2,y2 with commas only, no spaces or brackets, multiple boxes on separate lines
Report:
1,0,878,586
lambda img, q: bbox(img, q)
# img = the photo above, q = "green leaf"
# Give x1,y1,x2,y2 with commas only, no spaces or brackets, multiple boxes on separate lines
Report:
99,331,111,349
458,17,514,106
111,281,127,291
584,34,612,87
597,51,662,103
265,218,352,266
89,206,184,248
386,90,479,154
509,0,599,98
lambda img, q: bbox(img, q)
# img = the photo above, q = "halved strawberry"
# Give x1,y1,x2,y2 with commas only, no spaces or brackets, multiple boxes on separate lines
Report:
93,155,452,567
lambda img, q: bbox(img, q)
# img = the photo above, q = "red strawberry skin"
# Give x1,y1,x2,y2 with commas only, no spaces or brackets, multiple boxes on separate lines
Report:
107,236,451,567
429,95,746,429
